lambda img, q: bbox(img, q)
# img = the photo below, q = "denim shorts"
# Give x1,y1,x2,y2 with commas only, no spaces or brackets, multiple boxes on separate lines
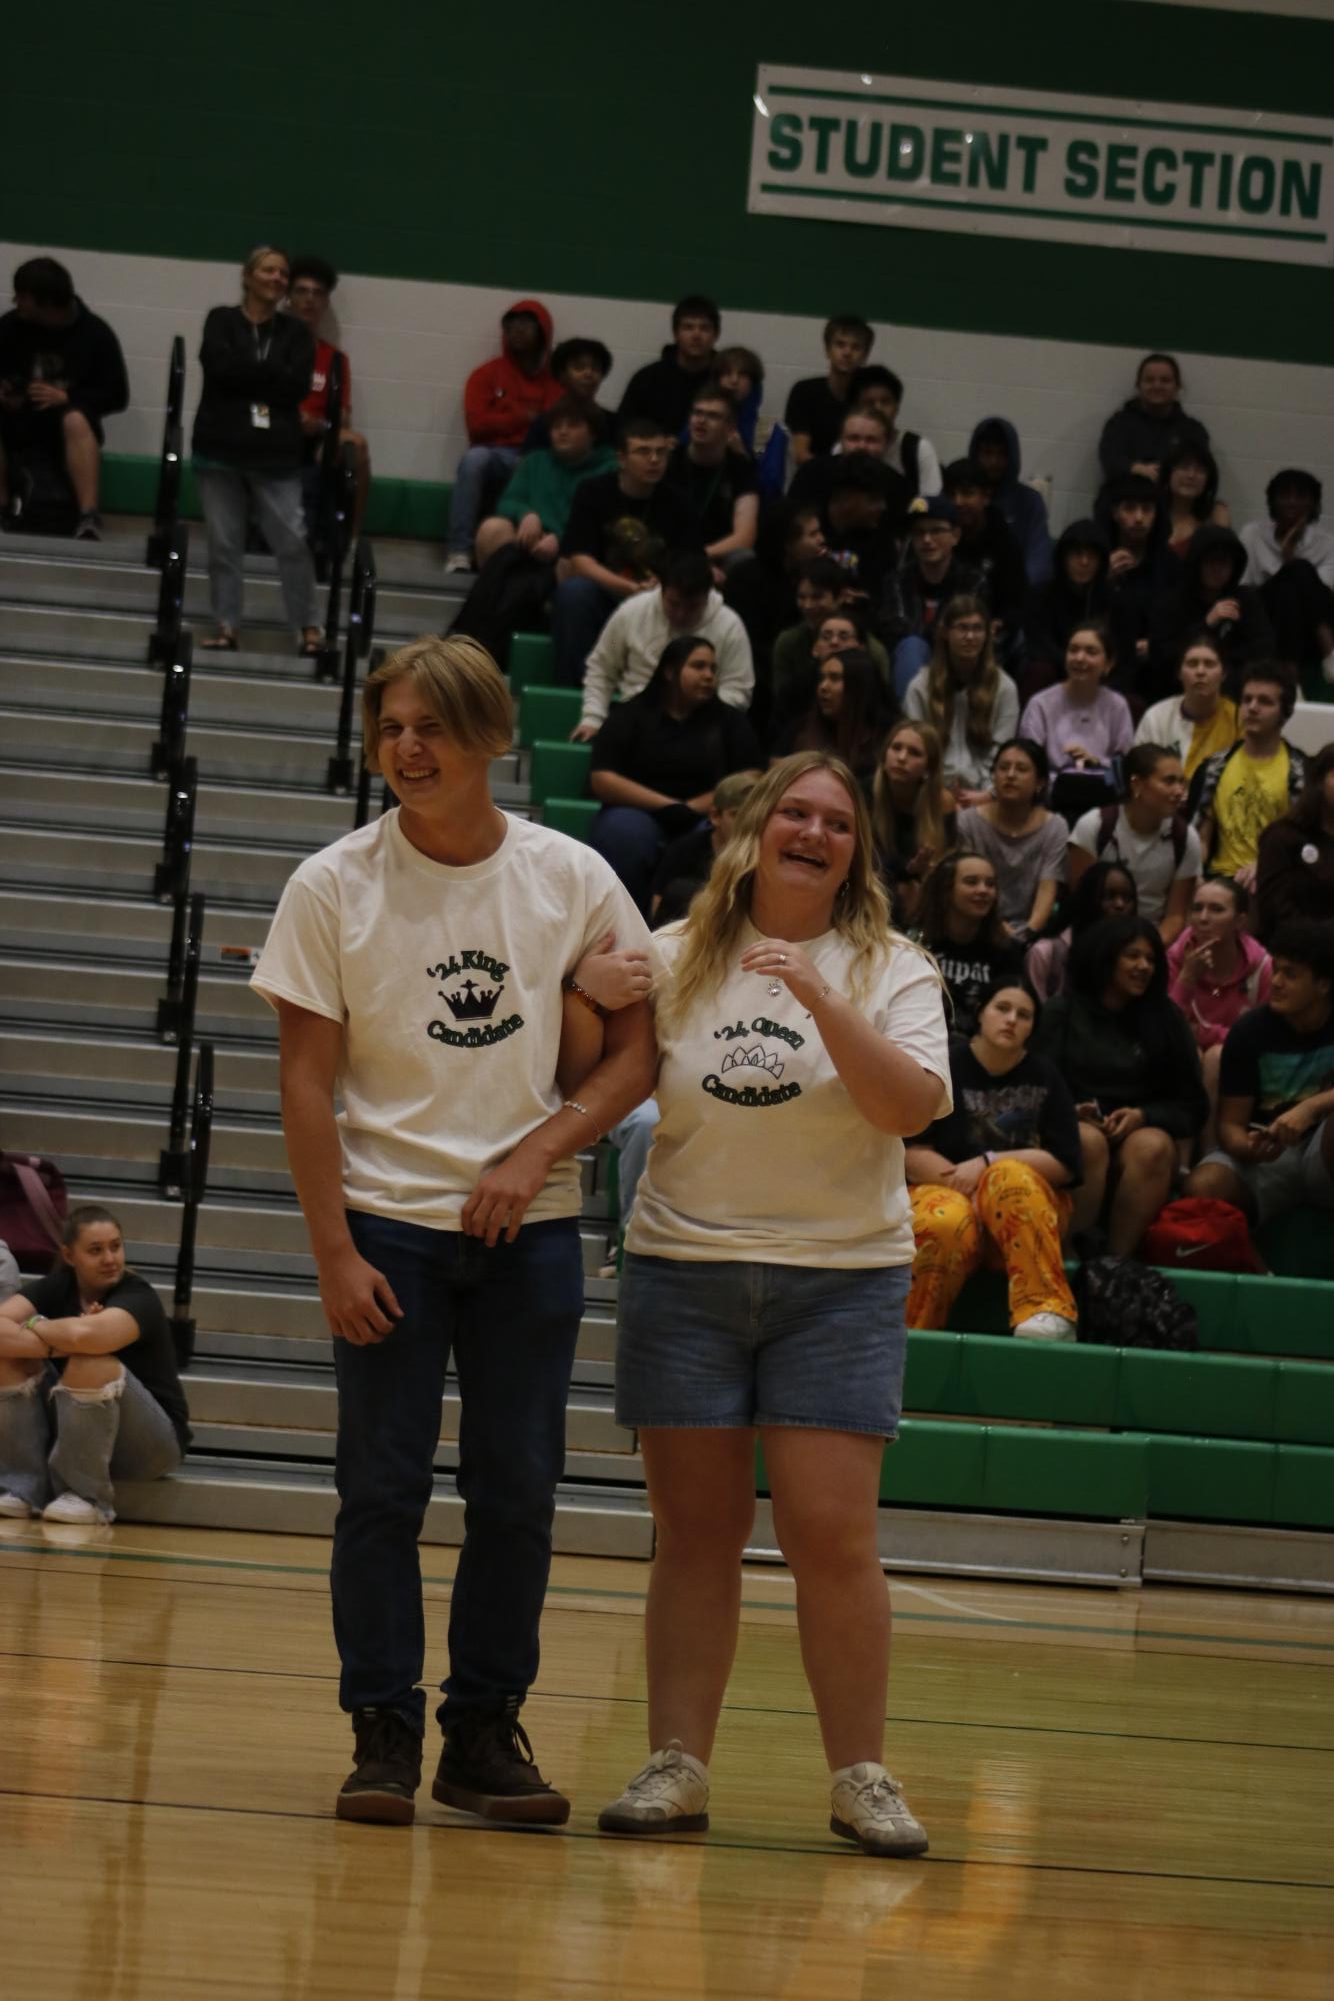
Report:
615,1254,911,1437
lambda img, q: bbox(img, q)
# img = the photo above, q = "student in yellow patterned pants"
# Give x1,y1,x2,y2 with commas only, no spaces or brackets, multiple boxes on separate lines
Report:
904,982,1081,1340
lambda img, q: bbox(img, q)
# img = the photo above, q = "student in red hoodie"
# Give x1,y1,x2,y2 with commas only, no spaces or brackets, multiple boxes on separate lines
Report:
446,300,560,572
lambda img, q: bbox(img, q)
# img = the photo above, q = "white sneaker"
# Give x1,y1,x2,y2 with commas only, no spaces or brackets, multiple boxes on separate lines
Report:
42,1492,113,1525
830,1764,929,1857
1014,1311,1078,1341
443,552,474,575
0,1492,32,1517
597,1742,710,1835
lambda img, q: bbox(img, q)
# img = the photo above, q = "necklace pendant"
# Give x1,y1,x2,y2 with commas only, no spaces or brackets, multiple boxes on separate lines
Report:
767,980,782,998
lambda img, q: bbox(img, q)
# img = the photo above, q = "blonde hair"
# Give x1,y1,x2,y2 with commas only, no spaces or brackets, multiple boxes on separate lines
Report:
242,244,289,280
871,720,951,858
712,768,763,816
924,595,1001,755
659,752,900,1029
362,636,513,768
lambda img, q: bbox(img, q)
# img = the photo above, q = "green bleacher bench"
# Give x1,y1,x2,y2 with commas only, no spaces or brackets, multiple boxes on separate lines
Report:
519,686,583,748
953,1265,1334,1361
529,739,590,809
101,454,454,542
509,633,557,699
542,797,600,842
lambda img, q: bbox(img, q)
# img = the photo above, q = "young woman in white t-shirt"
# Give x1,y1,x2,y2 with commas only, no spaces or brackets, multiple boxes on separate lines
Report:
1068,743,1200,943
598,752,950,1857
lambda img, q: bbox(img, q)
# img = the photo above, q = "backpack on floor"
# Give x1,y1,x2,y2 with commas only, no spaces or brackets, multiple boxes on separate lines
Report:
1142,1197,1265,1276
1073,1254,1198,1351
0,1150,68,1273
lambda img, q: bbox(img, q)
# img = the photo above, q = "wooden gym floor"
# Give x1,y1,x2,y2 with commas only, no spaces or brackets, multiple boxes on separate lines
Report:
1,1520,1331,2000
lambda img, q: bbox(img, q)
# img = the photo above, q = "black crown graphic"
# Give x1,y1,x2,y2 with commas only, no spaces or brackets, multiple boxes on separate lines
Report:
444,978,501,1022
720,1042,785,1081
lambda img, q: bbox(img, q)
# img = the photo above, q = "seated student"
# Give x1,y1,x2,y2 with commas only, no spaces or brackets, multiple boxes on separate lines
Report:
0,256,128,538
650,767,761,926
474,398,616,569
1135,631,1238,782
1036,917,1207,1254
572,549,753,740
851,364,942,497
523,338,615,452
881,496,983,699
1192,662,1307,889
818,453,904,604
1021,519,1137,700
715,346,765,454
618,295,720,435
871,719,957,926
1025,859,1138,1004
552,415,703,687
769,553,850,716
784,313,874,463
1161,443,1228,561
721,500,827,720
1018,622,1134,794
587,633,762,912
0,1205,189,1524
958,739,1067,945
1098,351,1211,483
1239,468,1334,683
1168,878,1272,1147
787,403,911,528
902,595,1020,806
771,645,885,787
914,848,1024,1033
1186,920,1334,1236
1102,472,1169,687
285,254,372,538
1150,525,1275,700
968,417,1052,584
771,595,891,739
445,300,560,572
1255,745,1334,942
905,981,1081,1341
666,382,759,571
1068,743,1200,943
941,457,1027,651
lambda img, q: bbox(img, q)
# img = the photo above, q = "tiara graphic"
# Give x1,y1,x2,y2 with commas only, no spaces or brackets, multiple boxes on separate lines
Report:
719,1042,785,1081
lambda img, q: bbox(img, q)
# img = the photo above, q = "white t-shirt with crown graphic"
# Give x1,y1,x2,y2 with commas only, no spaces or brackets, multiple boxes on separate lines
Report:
627,923,950,1268
252,810,648,1230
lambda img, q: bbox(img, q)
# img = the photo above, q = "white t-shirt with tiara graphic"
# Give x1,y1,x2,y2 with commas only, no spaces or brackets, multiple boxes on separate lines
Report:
252,811,648,1230
627,923,951,1268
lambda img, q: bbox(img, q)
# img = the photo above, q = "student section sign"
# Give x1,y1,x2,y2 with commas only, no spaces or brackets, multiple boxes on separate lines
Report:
747,67,1334,267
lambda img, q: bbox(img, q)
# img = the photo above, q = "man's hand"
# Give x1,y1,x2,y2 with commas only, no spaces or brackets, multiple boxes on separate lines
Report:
1206,598,1241,627
317,1244,403,1345
1108,548,1136,578
28,381,68,409
574,931,652,1011
1242,1126,1284,1163
569,719,599,743
1233,862,1258,893
1130,460,1160,481
1279,519,1306,561
1268,1101,1319,1151
461,1139,552,1246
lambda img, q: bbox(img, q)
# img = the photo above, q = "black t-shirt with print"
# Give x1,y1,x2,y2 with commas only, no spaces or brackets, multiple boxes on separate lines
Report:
783,376,852,456
1218,1005,1334,1120
23,1268,191,1450
559,470,703,566
913,1034,1082,1181
665,445,758,546
925,938,1025,1037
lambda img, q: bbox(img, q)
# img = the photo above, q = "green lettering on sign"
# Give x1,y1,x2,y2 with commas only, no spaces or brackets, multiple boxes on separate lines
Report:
767,111,803,172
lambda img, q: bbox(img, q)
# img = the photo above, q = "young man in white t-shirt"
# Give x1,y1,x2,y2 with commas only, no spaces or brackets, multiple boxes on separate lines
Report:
252,636,655,1828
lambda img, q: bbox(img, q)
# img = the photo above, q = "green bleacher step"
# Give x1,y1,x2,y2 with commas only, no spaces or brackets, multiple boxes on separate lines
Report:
509,633,556,699
519,686,582,748
529,739,590,808
543,797,599,842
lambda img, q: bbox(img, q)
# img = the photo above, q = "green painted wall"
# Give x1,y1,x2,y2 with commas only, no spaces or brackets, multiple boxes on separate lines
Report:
11,2,1333,364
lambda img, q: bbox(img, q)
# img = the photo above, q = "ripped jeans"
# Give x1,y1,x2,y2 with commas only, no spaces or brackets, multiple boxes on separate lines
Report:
0,1364,181,1516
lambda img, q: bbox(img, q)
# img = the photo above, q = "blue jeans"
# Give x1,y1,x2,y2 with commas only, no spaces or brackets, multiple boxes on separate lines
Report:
609,1100,660,1229
590,804,676,915
195,465,317,632
447,445,520,556
333,1211,584,1732
0,1364,181,1517
552,576,619,686
892,634,931,701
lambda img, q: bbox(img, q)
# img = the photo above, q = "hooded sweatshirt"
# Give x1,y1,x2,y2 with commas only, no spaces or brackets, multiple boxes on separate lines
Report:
1149,524,1275,697
463,300,560,448
969,417,1053,585
1023,519,1138,684
1167,926,1271,1050
618,341,717,436
0,299,129,437
1098,396,1211,482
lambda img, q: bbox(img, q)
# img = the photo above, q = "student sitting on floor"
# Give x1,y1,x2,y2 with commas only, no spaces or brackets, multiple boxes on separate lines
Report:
905,979,1081,1342
0,1205,190,1525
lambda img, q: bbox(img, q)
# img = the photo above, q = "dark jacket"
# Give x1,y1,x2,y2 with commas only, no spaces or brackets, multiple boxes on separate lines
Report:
1189,736,1307,829
968,417,1053,585
618,343,713,435
192,306,315,473
1023,519,1138,678
954,504,1027,634
1035,991,1207,1138
1150,524,1276,696
880,552,984,649
1098,397,1211,482
1255,817,1334,942
0,299,129,436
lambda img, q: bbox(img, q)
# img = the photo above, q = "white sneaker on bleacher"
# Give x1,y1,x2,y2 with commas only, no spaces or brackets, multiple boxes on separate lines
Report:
598,1741,710,1834
1014,1311,1077,1341
830,1763,929,1856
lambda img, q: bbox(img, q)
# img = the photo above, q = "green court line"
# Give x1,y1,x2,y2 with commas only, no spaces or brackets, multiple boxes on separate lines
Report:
756,182,1327,243
763,85,1334,148
4,1539,1334,1656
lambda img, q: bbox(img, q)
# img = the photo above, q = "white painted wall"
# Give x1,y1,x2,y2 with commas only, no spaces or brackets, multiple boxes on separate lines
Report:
5,238,1332,537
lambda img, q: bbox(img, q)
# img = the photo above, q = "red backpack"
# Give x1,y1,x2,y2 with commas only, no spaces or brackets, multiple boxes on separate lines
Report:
1142,1197,1265,1276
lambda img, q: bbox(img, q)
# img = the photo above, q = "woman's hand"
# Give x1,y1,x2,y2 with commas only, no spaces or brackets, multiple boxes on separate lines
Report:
573,932,653,1012
950,1154,989,1196
738,938,827,1010
1075,1102,1103,1127
953,786,992,809
1178,940,1213,985
1102,1106,1145,1143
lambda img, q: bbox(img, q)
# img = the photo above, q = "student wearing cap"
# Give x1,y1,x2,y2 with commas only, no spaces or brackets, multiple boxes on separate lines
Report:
881,496,983,701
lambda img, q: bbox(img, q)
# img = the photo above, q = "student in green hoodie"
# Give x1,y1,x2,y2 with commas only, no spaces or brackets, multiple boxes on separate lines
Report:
474,400,616,568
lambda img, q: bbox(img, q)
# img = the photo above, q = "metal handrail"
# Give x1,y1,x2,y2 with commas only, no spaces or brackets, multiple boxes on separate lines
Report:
169,1040,215,1369
146,335,186,571
314,439,357,684
151,628,194,779
153,756,197,905
147,521,190,666
327,543,377,792
158,894,205,1197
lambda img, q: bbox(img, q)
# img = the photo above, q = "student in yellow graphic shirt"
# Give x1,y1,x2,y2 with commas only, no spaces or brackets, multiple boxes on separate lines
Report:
1133,631,1237,781
1191,662,1306,889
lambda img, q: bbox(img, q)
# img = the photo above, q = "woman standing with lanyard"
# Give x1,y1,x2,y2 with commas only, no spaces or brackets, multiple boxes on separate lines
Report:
192,245,321,654
598,751,950,1855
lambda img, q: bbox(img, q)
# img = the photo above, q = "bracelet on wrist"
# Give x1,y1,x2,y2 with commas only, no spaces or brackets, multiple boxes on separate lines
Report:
563,976,605,1019
562,1098,602,1142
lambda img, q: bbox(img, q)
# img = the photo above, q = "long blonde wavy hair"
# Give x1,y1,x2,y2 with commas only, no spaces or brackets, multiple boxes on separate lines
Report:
658,751,899,1029
924,595,1002,755
871,719,951,859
